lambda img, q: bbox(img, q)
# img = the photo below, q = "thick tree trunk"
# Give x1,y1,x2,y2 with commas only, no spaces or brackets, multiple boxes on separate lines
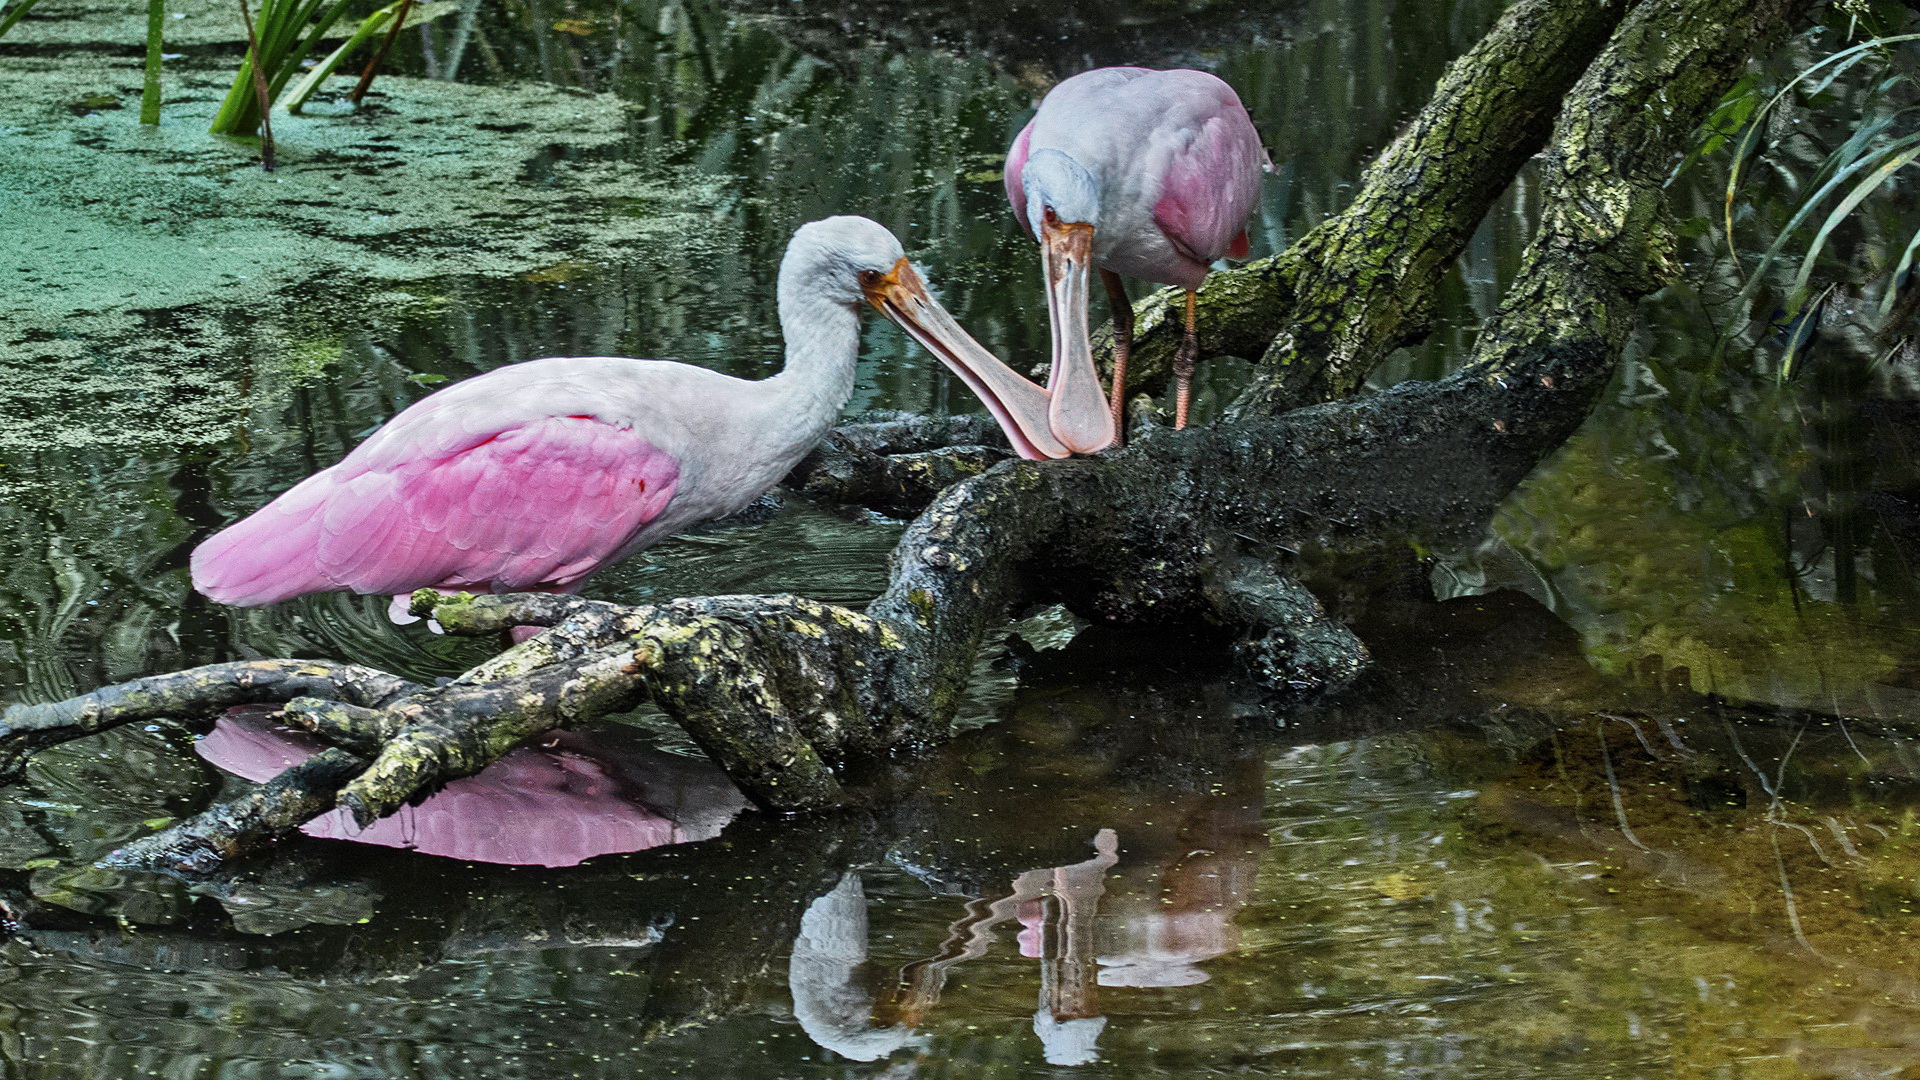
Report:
0,0,1813,869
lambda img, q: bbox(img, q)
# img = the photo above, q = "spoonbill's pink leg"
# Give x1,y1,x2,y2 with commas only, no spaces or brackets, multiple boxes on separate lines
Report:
1173,289,1198,430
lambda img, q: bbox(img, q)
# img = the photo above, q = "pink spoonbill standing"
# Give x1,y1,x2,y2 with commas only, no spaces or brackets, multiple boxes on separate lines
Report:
1006,66,1269,438
192,216,1066,618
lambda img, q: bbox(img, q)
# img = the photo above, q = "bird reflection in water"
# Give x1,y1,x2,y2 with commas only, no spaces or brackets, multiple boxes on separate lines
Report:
788,793,1266,1066
196,708,747,867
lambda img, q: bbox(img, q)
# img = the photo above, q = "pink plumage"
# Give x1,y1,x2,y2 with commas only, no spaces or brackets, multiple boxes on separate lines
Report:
1004,121,1034,225
1150,110,1267,274
1007,66,1268,290
193,379,681,608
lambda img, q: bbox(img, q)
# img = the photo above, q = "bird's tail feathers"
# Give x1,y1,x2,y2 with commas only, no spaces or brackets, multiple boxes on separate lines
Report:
190,484,340,607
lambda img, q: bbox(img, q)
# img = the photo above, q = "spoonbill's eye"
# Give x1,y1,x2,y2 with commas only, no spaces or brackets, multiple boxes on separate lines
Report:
858,269,882,289
1043,206,1059,224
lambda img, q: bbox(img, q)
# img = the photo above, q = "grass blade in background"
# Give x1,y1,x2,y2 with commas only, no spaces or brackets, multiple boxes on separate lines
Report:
1720,130,1920,317
208,0,359,135
1879,225,1920,320
0,0,42,40
1700,34,1920,372
1779,282,1836,380
1790,141,1920,296
142,0,165,124
284,0,402,113
1720,34,1920,270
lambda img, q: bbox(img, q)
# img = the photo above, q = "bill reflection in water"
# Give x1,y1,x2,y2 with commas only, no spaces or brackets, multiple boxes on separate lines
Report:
787,785,1266,1065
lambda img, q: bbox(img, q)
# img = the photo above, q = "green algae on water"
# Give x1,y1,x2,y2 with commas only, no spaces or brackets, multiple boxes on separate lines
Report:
0,54,722,454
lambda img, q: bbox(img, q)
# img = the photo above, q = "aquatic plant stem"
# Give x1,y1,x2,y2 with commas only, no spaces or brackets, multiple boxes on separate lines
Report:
141,0,164,124
283,0,406,114
349,0,414,105
208,0,359,135
238,0,276,169
0,0,41,41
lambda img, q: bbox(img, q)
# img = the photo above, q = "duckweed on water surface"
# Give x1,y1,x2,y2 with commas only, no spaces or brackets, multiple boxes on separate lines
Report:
0,54,718,453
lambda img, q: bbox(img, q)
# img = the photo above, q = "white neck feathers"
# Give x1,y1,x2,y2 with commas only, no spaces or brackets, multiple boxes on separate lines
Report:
761,235,865,450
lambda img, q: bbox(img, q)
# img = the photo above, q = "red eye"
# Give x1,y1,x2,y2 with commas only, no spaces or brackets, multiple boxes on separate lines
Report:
1043,206,1059,224
858,269,882,288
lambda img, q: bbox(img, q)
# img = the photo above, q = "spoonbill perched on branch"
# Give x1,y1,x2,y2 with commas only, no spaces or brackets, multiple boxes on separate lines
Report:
1008,66,1269,438
192,216,1067,618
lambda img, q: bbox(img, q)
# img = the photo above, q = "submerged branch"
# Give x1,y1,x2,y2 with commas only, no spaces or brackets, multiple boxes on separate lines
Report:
108,748,367,874
786,412,1014,515
336,640,659,825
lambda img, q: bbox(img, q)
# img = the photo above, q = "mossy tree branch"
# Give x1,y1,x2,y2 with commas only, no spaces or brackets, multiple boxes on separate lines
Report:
0,660,418,784
1112,0,1639,415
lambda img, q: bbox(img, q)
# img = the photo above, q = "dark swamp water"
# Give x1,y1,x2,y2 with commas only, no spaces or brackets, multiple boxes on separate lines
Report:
6,0,1920,1076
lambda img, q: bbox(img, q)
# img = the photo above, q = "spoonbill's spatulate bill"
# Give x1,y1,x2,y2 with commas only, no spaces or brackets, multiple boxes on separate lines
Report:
1007,67,1269,436
192,216,1063,616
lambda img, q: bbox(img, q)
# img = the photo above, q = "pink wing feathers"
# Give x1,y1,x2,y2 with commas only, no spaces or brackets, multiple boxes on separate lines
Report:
1151,94,1270,269
193,409,680,607
1004,119,1035,237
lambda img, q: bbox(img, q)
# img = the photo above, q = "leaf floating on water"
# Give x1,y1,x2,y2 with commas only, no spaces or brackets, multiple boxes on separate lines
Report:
522,260,597,284
1371,871,1431,901
68,92,122,114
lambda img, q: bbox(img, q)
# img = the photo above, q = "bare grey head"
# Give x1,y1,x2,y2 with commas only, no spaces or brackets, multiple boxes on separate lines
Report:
1022,148,1102,231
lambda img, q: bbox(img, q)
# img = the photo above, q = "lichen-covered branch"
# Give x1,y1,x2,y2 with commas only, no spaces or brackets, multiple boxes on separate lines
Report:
106,748,367,873
335,640,659,825
0,660,418,783
281,698,403,754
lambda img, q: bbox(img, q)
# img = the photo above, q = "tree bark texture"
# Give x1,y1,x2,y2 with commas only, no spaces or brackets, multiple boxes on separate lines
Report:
0,0,1813,869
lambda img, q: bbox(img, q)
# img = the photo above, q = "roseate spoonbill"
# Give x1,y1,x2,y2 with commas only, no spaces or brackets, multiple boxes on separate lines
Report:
192,216,1065,615
1007,67,1269,437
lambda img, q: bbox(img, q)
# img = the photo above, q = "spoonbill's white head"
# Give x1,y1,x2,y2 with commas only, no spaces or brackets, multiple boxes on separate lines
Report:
786,216,912,307
788,215,1071,461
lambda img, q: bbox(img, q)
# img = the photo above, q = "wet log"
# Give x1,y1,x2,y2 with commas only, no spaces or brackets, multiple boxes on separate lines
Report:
785,412,1013,515
0,0,1814,867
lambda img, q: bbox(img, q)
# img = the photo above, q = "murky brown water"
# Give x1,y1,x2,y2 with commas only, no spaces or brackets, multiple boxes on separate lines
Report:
4,0,1920,1075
